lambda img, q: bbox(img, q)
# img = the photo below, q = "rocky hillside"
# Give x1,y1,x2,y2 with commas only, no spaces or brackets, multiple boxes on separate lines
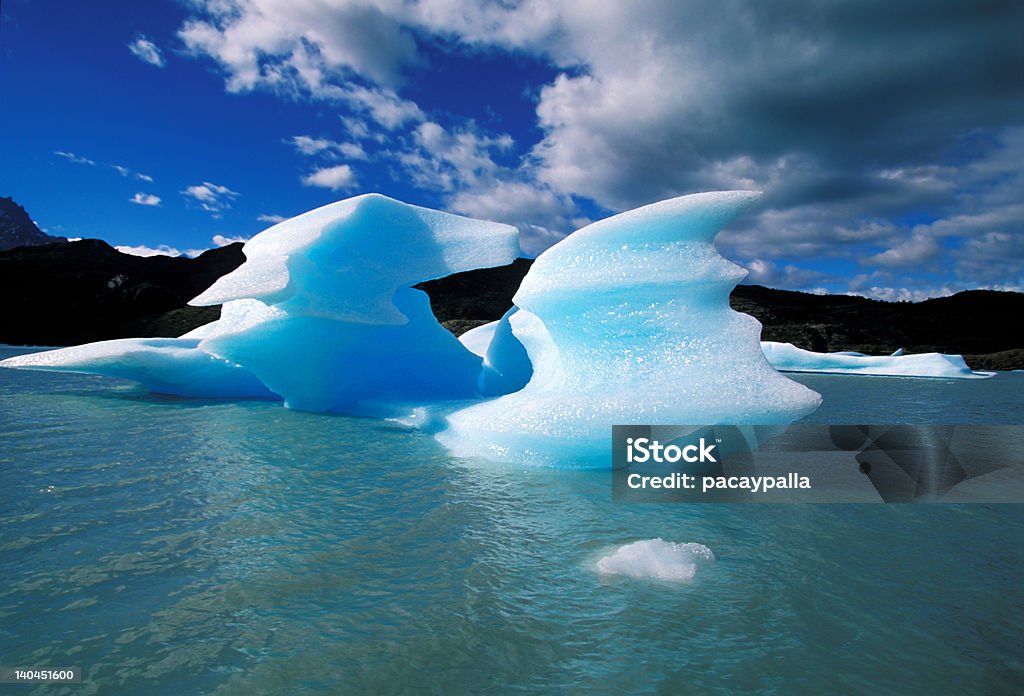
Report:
729,285,1024,369
0,197,67,250
0,239,244,345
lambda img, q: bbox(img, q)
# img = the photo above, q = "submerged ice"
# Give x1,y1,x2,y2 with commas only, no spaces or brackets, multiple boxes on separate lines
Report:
439,192,822,467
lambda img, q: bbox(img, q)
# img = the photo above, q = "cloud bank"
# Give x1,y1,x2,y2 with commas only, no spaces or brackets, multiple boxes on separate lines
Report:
177,0,1023,296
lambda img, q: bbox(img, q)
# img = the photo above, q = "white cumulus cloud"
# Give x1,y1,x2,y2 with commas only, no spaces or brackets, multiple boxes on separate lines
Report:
301,164,356,191
212,234,249,246
117,244,181,257
116,243,214,258
130,192,162,207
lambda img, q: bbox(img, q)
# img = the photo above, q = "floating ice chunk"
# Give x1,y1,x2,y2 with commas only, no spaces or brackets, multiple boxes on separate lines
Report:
186,194,519,413
761,342,994,379
595,539,715,582
0,338,274,398
439,192,822,467
2,194,520,413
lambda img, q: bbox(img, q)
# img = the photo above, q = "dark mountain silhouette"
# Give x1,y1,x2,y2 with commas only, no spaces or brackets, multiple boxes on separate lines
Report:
728,284,1024,361
0,197,67,250
0,239,244,345
419,260,1024,371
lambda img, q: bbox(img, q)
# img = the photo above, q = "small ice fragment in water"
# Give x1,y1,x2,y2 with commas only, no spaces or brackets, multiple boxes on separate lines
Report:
595,538,715,582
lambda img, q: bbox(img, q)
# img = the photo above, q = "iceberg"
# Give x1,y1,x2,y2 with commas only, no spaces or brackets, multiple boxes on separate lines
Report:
2,194,520,414
3,190,829,467
438,192,822,467
761,342,994,379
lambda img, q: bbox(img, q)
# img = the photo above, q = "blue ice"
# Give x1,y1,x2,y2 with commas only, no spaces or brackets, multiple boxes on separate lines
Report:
438,192,822,467
3,191,829,467
2,194,519,415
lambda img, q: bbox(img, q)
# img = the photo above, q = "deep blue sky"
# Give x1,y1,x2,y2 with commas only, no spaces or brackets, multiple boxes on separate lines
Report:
2,0,1021,299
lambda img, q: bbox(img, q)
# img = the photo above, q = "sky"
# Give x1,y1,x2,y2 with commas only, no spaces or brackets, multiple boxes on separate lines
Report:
1,0,1021,300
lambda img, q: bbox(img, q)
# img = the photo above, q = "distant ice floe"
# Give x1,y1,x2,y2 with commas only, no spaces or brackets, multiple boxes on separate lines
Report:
595,539,715,582
761,342,994,379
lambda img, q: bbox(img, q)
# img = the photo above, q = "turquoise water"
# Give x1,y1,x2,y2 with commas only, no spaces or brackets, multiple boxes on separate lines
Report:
2,345,1022,694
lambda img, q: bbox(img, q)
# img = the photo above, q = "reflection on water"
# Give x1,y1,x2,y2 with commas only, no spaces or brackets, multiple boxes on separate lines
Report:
1,348,1023,694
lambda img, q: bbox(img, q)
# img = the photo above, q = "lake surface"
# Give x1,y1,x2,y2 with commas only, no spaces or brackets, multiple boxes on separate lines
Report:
2,345,1022,694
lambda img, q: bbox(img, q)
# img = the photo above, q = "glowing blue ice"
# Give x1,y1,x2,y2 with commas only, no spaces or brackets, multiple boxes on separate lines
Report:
2,194,520,414
438,192,822,467
460,308,533,396
3,191,827,467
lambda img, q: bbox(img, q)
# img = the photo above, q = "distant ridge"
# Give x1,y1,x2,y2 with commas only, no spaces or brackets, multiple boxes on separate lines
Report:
1,197,1020,370
0,196,67,250
419,261,1024,371
0,239,245,345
